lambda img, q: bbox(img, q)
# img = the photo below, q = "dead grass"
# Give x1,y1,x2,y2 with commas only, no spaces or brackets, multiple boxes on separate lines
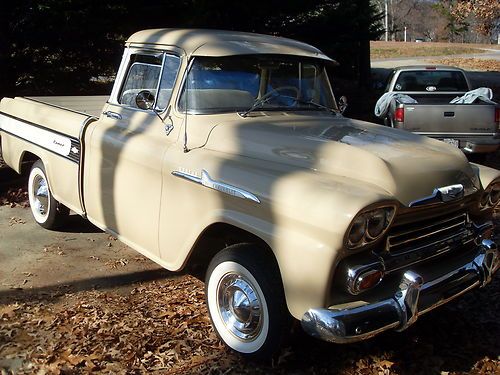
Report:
371,41,498,60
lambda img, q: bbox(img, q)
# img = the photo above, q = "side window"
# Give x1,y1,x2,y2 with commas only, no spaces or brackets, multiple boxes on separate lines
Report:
118,53,181,110
156,55,181,111
119,54,162,108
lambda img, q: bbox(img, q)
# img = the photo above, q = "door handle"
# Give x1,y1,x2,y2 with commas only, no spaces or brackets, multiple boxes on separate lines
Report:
103,111,122,120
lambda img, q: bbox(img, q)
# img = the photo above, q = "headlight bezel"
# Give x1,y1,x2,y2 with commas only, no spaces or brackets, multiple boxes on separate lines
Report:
479,181,500,210
346,204,397,249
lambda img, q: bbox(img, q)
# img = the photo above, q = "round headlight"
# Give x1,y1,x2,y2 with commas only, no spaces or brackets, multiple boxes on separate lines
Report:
367,210,387,239
349,215,367,245
490,187,500,206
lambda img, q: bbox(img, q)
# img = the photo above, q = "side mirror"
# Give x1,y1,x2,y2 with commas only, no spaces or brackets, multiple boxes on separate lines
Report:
135,90,155,110
338,95,348,114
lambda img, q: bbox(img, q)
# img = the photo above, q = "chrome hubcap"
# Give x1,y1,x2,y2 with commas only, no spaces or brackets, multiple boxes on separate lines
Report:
32,174,49,216
217,273,262,341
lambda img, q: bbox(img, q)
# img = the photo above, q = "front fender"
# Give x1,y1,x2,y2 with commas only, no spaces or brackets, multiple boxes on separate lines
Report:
470,162,500,189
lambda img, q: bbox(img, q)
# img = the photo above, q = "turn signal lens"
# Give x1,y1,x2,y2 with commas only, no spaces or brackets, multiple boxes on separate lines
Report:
356,270,384,292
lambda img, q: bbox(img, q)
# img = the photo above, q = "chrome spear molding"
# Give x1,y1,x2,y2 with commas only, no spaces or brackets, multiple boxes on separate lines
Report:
172,169,261,204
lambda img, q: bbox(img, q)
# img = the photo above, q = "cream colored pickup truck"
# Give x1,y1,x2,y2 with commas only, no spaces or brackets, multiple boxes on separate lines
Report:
0,29,499,358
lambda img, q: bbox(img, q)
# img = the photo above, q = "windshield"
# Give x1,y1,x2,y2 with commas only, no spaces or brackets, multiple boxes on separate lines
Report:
178,55,336,113
394,70,468,92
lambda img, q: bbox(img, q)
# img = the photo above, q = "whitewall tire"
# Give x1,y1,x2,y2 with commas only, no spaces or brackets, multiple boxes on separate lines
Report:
28,160,67,229
205,244,289,358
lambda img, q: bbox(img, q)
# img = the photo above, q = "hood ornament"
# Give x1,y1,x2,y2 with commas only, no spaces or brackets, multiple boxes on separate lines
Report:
436,184,464,202
409,184,464,207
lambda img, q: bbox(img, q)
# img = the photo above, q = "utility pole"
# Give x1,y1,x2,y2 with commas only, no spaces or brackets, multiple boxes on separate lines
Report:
385,0,389,41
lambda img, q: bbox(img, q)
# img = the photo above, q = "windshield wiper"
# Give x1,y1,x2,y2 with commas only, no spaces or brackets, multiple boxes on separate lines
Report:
239,93,277,118
293,98,337,114
239,92,337,118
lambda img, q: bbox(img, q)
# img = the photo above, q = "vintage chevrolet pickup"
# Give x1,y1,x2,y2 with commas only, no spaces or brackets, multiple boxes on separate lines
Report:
0,29,499,358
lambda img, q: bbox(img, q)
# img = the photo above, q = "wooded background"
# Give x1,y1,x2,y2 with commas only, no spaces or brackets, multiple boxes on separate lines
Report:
0,1,498,98
0,0,383,98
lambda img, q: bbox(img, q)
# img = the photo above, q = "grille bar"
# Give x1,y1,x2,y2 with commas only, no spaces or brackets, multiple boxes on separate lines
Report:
387,213,468,255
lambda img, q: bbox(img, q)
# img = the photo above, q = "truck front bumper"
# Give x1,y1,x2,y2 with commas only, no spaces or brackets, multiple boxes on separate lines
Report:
301,239,498,344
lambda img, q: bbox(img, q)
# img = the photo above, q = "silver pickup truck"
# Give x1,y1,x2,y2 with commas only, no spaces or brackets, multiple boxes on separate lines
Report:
0,29,499,358
381,66,500,153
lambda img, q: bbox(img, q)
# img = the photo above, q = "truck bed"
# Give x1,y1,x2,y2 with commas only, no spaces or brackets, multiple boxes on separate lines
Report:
27,95,108,118
0,96,100,213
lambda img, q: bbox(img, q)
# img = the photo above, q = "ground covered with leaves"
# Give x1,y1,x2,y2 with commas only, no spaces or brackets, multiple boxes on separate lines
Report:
431,58,500,72
1,272,499,374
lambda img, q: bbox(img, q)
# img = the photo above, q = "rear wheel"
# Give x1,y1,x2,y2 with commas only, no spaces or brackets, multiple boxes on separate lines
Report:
205,244,289,359
28,160,68,229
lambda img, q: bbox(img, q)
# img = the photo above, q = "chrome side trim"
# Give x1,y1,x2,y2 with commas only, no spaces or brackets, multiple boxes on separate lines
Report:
301,239,498,344
103,111,122,120
172,169,260,204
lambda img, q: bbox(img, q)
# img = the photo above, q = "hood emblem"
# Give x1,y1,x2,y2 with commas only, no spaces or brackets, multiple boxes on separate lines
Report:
409,184,464,207
436,184,464,202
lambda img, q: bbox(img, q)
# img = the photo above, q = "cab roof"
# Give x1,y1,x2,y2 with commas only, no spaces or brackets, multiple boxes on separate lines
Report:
126,28,335,63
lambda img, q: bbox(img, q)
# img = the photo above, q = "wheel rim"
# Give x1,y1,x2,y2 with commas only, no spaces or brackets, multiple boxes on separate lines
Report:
217,273,263,341
32,174,49,217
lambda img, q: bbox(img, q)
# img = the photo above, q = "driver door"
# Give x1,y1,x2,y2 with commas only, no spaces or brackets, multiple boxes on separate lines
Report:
84,51,181,258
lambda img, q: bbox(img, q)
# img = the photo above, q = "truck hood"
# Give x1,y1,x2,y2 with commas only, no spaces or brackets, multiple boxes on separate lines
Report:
204,114,479,206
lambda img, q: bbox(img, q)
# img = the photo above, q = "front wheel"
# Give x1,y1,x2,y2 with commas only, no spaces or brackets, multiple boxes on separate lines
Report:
28,160,68,229
205,244,289,359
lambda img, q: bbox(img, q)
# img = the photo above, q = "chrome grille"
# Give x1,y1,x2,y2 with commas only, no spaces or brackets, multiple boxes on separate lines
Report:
386,213,470,255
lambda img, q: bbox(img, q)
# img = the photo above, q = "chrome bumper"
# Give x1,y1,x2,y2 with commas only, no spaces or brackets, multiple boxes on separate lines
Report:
301,239,499,344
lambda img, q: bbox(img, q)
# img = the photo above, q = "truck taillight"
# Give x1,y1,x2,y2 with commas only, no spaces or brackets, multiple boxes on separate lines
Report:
394,108,404,122
495,108,500,130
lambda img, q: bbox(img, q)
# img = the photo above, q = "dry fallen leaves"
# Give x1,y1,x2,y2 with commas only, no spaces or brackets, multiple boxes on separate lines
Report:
8,217,26,226
432,58,500,72
0,276,236,374
0,274,498,375
0,187,29,208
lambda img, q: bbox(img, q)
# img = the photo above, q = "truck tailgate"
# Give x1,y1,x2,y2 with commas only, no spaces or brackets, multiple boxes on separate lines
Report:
402,103,497,135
